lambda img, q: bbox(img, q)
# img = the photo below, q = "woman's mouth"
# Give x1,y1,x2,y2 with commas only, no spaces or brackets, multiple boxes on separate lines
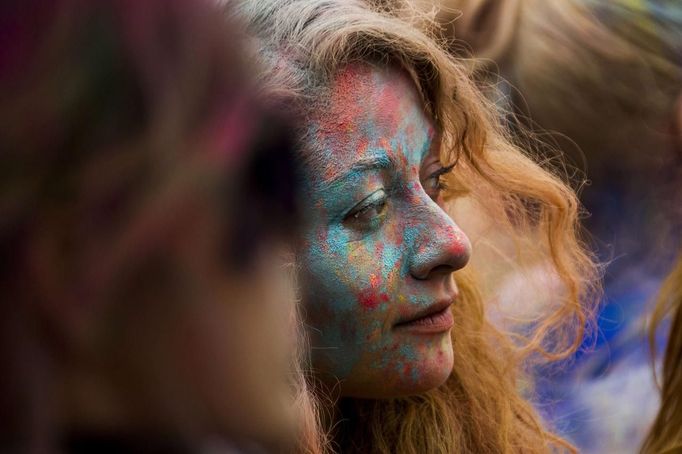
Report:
394,302,454,334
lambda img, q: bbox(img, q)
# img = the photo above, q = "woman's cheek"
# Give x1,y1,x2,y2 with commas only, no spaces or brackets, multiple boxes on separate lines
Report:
299,226,367,376
306,222,407,324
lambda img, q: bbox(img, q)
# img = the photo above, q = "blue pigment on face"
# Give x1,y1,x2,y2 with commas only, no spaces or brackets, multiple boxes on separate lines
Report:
297,64,471,396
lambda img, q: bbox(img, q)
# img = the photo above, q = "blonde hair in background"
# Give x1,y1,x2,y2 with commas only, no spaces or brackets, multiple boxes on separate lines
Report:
413,0,522,66
428,0,681,158
234,1,599,453
510,0,681,172
642,255,682,454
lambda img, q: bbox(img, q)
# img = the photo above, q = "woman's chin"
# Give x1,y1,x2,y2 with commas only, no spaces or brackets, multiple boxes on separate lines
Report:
393,347,455,396
339,343,455,398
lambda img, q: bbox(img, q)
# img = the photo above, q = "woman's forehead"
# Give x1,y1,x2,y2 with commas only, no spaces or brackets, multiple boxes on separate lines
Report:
305,63,437,179
325,63,421,122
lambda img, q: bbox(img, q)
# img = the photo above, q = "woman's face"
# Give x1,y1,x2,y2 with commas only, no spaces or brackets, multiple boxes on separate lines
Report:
297,64,471,397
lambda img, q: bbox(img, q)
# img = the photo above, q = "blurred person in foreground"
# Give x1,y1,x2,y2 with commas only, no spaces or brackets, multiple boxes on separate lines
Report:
0,0,324,452
415,0,682,451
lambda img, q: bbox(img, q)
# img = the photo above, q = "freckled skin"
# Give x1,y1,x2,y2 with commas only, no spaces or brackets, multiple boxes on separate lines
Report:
298,64,471,398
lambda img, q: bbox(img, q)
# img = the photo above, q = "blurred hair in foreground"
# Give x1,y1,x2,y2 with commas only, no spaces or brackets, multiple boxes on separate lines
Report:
644,254,682,454
0,0,324,452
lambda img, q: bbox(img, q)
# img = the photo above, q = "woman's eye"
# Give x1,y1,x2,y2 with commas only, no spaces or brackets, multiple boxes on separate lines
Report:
423,163,455,200
424,175,444,194
344,190,388,229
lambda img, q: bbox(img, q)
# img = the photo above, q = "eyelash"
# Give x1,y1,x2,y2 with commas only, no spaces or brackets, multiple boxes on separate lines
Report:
354,200,385,218
344,190,388,228
425,163,456,196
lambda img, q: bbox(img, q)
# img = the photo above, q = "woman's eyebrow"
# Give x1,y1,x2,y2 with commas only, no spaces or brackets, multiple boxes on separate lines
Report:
329,153,396,185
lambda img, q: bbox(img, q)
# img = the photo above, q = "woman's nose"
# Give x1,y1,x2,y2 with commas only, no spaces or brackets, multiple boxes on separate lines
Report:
408,205,471,281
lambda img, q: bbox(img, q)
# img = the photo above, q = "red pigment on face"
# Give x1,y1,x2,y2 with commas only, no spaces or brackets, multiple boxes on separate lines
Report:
358,289,381,310
375,82,404,135
357,137,369,156
443,228,469,257
379,137,391,152
323,164,336,181
392,227,404,247
316,65,369,147
358,272,389,310
396,144,409,166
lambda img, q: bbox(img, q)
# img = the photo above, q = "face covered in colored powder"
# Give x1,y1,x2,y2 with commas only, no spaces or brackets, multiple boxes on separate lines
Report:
297,64,472,398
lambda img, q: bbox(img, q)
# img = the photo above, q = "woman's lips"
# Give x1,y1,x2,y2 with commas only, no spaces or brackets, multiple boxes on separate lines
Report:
394,303,454,334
